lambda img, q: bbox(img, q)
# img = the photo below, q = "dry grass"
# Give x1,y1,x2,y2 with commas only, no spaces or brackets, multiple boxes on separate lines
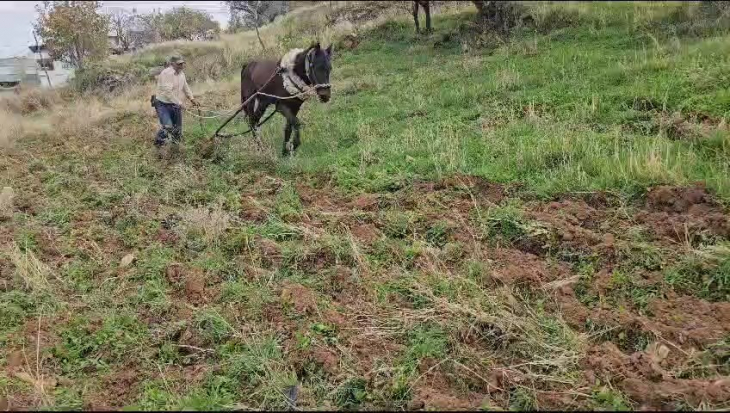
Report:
2,2,730,411
181,202,232,244
0,87,62,115
7,243,54,294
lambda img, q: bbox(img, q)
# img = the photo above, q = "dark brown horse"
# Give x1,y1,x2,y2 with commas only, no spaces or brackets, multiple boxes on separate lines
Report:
240,42,333,156
413,0,432,34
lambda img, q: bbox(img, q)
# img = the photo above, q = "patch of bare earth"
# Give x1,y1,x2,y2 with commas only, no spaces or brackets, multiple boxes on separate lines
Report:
5,157,730,410
638,185,730,243
269,176,730,409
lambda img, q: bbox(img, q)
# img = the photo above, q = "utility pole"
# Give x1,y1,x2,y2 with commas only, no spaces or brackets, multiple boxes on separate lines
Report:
32,30,53,89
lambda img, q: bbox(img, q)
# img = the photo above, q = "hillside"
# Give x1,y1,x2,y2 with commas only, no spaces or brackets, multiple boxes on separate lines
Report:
1,1,730,410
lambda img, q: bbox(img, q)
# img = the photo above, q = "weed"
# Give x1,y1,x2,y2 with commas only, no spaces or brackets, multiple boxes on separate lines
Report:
590,386,632,411
217,335,297,409
135,246,176,281
220,280,275,320
130,278,171,316
618,242,664,272
425,220,451,248
311,322,339,346
194,308,233,344
377,276,432,310
62,258,99,293
509,387,538,411
0,290,36,331
481,201,527,243
127,381,179,410
381,210,419,240
274,184,304,221
334,377,369,410
4,1,730,410
177,375,237,410
405,323,449,362
665,244,730,302
53,314,148,376
605,269,661,313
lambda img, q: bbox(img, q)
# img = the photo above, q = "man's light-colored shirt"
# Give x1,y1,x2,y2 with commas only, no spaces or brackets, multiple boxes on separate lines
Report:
156,66,194,106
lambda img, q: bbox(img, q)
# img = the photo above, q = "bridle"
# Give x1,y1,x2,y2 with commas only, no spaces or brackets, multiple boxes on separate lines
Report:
304,48,332,91
279,48,331,100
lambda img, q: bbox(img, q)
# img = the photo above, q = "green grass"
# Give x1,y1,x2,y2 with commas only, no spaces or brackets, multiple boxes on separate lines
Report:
665,243,730,302
2,1,730,411
247,2,730,200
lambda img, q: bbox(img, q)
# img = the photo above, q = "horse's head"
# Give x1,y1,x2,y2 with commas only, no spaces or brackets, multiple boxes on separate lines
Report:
306,42,333,103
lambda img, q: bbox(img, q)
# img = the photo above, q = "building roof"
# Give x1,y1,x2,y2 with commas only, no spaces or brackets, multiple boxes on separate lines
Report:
29,44,50,53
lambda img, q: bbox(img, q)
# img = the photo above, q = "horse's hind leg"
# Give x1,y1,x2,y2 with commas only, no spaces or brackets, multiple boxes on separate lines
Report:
245,96,268,149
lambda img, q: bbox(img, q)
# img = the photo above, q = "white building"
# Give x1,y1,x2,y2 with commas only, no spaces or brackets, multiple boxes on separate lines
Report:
26,44,75,88
0,44,75,92
0,57,39,90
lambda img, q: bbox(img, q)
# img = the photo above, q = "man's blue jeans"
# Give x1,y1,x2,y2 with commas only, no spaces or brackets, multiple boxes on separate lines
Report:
154,100,182,146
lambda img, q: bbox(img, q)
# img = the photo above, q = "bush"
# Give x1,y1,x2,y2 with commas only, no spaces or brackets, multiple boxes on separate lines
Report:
0,86,62,115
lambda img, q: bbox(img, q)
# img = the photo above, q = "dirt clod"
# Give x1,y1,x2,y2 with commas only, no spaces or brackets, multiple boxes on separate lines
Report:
647,185,710,214
119,254,136,268
184,271,206,304
258,237,283,267
312,348,339,375
281,283,317,315
165,263,185,284
6,350,24,370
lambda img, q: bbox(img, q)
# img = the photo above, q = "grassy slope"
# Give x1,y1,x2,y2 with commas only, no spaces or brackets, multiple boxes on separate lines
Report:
282,2,730,198
1,1,730,411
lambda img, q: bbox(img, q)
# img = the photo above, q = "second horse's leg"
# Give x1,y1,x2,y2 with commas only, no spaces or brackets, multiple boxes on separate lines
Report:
413,1,420,34
424,1,432,33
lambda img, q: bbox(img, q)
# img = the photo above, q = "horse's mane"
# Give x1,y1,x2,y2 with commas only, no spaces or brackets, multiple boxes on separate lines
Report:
279,48,304,73
280,46,319,86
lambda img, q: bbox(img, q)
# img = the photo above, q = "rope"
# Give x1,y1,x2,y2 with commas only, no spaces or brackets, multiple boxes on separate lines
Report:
184,107,236,119
208,58,332,141
214,108,278,139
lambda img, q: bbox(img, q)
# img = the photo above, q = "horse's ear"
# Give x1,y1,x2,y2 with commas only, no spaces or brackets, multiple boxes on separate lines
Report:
325,44,333,58
311,41,321,50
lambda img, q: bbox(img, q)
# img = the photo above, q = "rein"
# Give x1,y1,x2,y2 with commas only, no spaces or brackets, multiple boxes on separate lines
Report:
280,48,331,99
209,48,330,142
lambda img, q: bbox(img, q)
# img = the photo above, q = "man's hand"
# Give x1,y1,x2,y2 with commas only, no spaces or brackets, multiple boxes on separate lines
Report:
191,99,200,107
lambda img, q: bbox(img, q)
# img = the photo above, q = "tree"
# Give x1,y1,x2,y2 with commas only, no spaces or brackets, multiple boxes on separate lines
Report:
158,7,220,41
34,1,110,69
225,1,290,49
226,9,246,34
108,9,133,53
134,11,163,46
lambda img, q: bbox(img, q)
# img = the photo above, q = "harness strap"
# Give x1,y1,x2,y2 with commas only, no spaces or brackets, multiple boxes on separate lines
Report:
279,48,331,100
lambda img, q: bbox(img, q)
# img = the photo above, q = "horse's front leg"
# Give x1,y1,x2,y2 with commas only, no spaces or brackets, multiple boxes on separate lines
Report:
277,103,301,157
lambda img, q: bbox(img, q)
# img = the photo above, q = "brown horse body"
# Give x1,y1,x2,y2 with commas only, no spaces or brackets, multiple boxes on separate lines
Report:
240,43,332,156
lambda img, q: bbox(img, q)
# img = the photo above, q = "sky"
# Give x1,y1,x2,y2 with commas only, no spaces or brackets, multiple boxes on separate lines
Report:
0,1,231,58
